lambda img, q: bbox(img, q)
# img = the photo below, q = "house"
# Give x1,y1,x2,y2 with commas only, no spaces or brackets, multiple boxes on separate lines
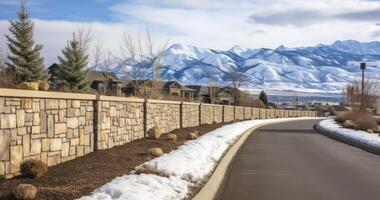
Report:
87,71,123,96
124,80,196,101
187,85,235,105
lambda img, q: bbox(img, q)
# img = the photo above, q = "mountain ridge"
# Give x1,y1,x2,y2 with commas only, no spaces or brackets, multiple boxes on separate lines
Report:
95,40,380,94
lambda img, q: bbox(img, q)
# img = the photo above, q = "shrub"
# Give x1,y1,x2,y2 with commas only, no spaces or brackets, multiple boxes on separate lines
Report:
336,110,378,131
20,159,48,179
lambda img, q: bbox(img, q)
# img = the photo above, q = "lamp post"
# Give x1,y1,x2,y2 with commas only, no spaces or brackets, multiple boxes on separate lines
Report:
360,62,366,110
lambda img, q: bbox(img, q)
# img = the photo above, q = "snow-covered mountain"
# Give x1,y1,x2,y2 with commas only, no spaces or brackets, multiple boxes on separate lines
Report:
98,40,380,94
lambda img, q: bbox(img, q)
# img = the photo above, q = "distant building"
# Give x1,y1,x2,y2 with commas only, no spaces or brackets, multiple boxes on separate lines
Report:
376,97,380,115
187,85,235,105
87,71,123,96
124,80,196,101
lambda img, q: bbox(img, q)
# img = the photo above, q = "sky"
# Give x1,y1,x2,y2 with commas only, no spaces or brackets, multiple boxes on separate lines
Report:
0,0,380,65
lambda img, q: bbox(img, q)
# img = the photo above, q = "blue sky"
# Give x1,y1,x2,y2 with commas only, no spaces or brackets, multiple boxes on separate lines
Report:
0,0,380,65
0,0,125,22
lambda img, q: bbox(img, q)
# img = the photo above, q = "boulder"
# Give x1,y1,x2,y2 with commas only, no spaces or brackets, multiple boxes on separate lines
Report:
37,80,49,91
13,184,37,200
367,129,374,134
149,148,163,157
167,133,177,141
188,131,199,140
148,127,161,139
17,82,39,91
343,120,357,129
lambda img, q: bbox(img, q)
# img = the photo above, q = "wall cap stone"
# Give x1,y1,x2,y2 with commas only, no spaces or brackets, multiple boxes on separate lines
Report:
98,95,145,103
201,103,223,107
0,88,96,100
147,99,182,105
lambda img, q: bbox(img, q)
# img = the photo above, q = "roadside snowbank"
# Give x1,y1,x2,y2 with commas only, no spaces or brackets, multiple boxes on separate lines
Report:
318,119,380,148
79,118,312,200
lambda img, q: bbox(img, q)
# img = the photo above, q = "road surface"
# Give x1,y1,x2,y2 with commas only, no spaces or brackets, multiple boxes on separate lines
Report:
217,119,380,200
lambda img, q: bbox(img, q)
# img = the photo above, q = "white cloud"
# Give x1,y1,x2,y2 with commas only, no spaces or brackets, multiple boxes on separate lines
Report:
0,0,380,65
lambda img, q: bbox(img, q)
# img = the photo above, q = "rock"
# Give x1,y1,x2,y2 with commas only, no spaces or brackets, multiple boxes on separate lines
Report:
37,80,49,91
149,148,163,157
148,126,161,139
167,133,177,141
188,131,199,140
13,184,37,200
367,129,374,134
17,82,39,91
343,120,357,129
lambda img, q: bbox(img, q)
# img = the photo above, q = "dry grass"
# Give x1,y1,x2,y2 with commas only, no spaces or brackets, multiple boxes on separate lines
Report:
335,110,378,131
20,159,48,179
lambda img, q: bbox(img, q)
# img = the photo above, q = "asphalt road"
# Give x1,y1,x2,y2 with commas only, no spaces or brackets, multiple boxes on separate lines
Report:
216,119,380,200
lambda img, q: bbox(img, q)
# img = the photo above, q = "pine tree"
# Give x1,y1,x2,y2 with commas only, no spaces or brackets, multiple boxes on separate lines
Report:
259,90,268,107
54,33,89,92
5,1,49,83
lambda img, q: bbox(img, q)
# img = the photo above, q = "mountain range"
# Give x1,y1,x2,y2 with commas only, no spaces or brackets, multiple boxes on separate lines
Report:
95,40,380,95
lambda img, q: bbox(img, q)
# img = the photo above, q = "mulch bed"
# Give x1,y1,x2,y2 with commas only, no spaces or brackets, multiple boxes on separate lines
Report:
0,122,231,200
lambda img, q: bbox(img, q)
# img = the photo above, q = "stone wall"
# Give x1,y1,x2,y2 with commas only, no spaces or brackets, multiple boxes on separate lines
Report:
223,106,235,122
235,107,244,120
252,108,260,119
182,103,200,128
0,88,319,178
200,104,223,125
96,97,144,150
146,100,181,134
0,91,95,178
244,107,252,119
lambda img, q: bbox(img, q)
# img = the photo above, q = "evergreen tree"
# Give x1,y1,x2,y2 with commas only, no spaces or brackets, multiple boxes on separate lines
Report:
54,33,89,92
259,90,268,107
5,1,49,83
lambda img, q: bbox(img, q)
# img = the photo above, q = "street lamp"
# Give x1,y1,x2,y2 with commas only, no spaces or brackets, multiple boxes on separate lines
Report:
360,62,366,110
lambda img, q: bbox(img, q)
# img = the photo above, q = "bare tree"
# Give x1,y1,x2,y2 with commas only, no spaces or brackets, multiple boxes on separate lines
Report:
207,73,220,103
0,48,16,88
344,78,379,111
121,28,169,98
76,26,93,52
225,69,250,105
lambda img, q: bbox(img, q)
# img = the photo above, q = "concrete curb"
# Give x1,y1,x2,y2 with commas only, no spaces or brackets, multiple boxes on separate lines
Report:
315,121,380,156
191,117,321,200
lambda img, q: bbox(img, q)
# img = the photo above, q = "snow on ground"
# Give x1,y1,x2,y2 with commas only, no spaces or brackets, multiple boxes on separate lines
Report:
79,118,310,200
319,119,380,148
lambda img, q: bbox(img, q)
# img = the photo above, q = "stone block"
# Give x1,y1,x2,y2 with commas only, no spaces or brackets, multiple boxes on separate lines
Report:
72,100,81,109
55,123,66,134
31,126,40,134
59,100,67,109
0,162,5,175
46,99,59,110
41,138,49,152
33,113,40,126
67,118,78,129
0,98,4,113
0,130,10,160
61,142,70,157
47,115,54,137
30,139,42,155
16,110,25,128
50,138,62,151
21,98,32,109
47,152,60,166
22,135,30,157
67,108,80,117
10,145,22,173
86,112,93,120
0,114,16,129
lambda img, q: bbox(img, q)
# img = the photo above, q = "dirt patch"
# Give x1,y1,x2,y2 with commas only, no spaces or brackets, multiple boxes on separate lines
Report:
0,122,232,200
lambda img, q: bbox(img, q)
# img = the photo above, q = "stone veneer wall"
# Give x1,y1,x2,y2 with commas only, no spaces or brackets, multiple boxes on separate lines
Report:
244,107,252,119
182,103,200,128
0,90,95,178
0,89,319,178
235,107,244,120
146,100,181,134
200,104,223,125
223,106,235,122
96,97,144,150
252,108,260,119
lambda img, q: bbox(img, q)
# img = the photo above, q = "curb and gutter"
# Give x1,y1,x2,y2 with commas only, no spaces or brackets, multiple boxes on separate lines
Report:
191,117,321,200
315,121,380,156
